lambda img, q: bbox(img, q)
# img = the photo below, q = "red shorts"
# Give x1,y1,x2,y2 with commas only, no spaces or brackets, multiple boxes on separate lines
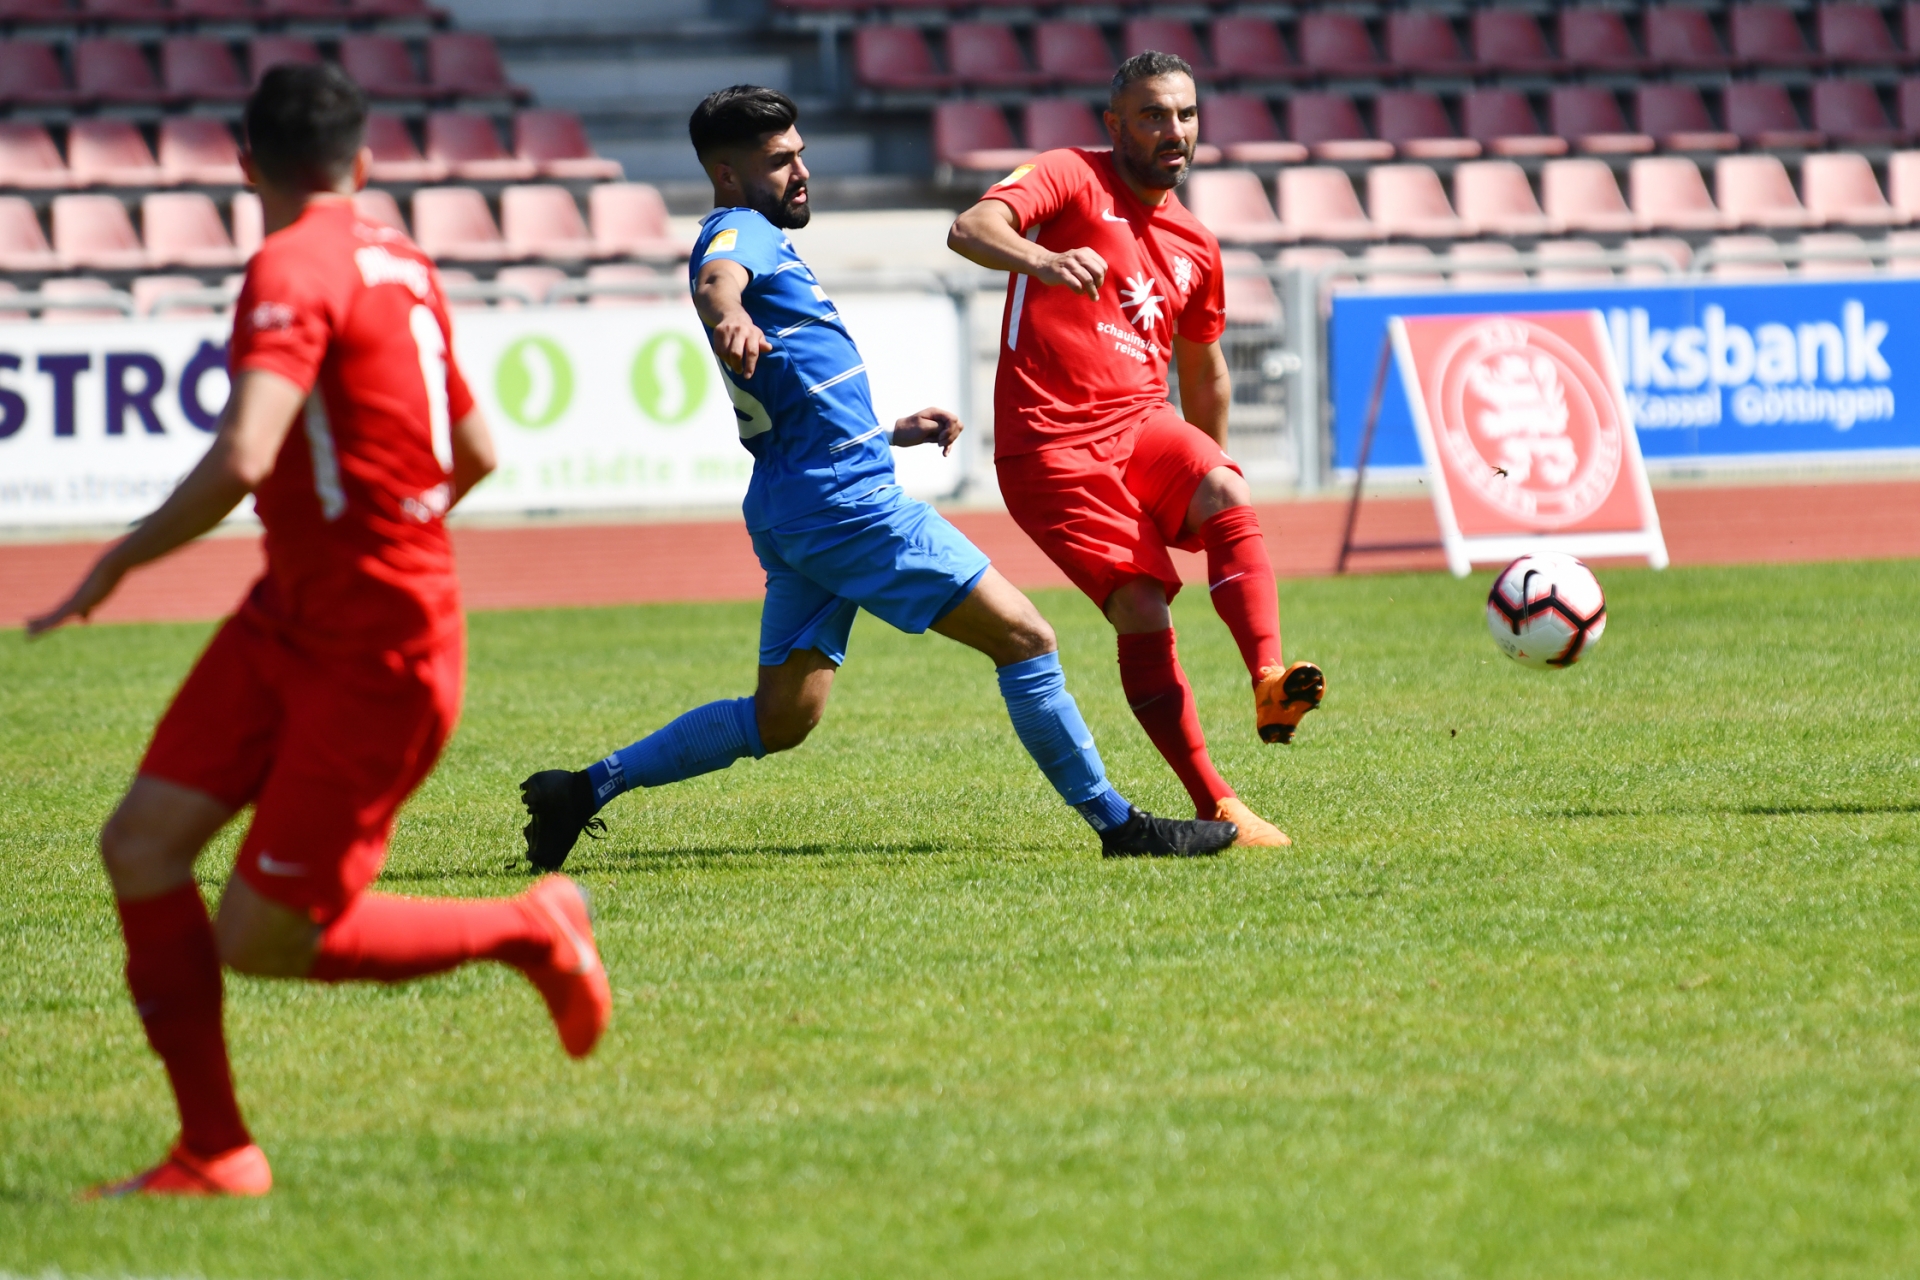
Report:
997,405,1240,608
139,607,464,925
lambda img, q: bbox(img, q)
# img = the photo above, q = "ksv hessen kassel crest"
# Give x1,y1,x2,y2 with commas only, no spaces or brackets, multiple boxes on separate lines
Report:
1428,318,1624,528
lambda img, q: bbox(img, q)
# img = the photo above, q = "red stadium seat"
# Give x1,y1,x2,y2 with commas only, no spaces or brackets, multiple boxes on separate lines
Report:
142,192,242,268
1219,250,1278,327
411,187,512,261
1708,234,1789,279
340,35,436,102
1900,78,1920,136
1024,99,1104,152
1296,13,1382,76
1558,10,1647,72
1542,158,1641,232
1183,168,1293,244
351,188,407,235
158,118,243,185
500,184,597,260
162,39,249,105
588,182,685,260
1200,95,1305,165
1384,12,1473,76
173,0,258,20
1033,22,1114,89
946,24,1045,90
1375,91,1479,160
1362,243,1440,291
1276,166,1380,240
1723,83,1825,149
1550,87,1654,155
349,0,446,18
1454,160,1560,236
1801,151,1903,225
0,42,84,109
40,277,127,324
1122,19,1214,79
52,194,147,269
1535,239,1614,286
1810,80,1905,145
854,27,952,92
1797,231,1875,278
1449,241,1527,289
514,110,622,180
1716,154,1816,228
260,0,342,18
1624,237,1693,280
232,190,261,255
1729,5,1824,67
1288,92,1391,162
1209,18,1299,82
0,123,71,189
81,0,166,20
426,111,537,181
0,0,74,22
494,264,569,309
1820,3,1908,64
74,39,175,108
1890,150,1920,218
1461,90,1567,157
435,266,483,309
427,34,528,102
582,262,672,308
1473,12,1562,74
1367,164,1469,238
932,101,1032,172
67,120,165,187
1630,156,1728,231
134,275,219,319
367,114,446,183
0,196,56,271
248,37,321,89
1637,85,1739,152
1645,7,1734,71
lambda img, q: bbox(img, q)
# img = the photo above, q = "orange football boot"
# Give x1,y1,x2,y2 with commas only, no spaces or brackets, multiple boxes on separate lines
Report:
1255,661,1325,744
520,875,612,1059
1213,797,1291,848
88,1141,272,1199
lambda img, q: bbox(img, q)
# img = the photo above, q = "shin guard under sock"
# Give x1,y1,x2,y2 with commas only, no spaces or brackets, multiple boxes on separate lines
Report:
585,696,766,809
309,892,551,983
1200,506,1283,680
1116,628,1233,815
995,651,1135,831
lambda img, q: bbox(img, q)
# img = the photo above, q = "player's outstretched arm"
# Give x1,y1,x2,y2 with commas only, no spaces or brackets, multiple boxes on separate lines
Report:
891,407,963,456
1172,336,1232,448
26,369,305,637
693,258,773,378
447,406,497,506
947,200,1107,300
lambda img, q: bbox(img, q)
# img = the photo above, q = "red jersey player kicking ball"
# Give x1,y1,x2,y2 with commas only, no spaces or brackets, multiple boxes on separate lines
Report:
948,51,1325,848
28,65,611,1197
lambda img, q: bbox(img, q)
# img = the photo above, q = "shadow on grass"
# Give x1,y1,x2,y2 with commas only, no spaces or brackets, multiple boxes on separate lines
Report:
1554,802,1920,818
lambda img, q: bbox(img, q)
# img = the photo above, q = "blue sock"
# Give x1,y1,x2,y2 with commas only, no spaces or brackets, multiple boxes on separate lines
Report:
584,696,765,810
995,652,1135,833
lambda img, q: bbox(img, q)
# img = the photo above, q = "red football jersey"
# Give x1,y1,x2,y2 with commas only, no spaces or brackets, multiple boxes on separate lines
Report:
985,148,1227,459
230,199,475,652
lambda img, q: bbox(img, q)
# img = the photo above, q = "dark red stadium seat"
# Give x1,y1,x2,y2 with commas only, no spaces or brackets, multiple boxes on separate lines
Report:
1729,5,1823,68
341,36,436,102
0,122,73,188
1024,99,1105,152
248,37,321,89
348,0,447,17
1210,18,1299,81
1900,78,1920,134
1820,3,1909,64
0,42,84,109
854,27,952,92
1723,82,1825,148
74,39,175,108
1462,89,1567,157
946,24,1045,90
1637,84,1739,151
1559,10,1647,71
1034,22,1113,88
161,39,249,105
1296,13,1382,76
427,34,528,102
173,0,258,18
260,0,342,18
514,109,623,179
932,100,1033,172
1645,7,1734,71
366,112,446,182
1473,12,1563,74
1122,19,1215,80
1288,92,1392,161
1201,94,1305,164
80,0,165,20
1550,87,1655,154
0,0,73,23
426,110,537,180
1384,12,1473,76
1906,4,1920,58
1810,79,1905,144
1375,91,1480,159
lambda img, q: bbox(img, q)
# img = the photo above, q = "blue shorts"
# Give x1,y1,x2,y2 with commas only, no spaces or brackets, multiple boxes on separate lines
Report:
752,484,992,668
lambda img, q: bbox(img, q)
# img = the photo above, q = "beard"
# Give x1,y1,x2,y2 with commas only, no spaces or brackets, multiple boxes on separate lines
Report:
1115,130,1193,192
745,178,811,229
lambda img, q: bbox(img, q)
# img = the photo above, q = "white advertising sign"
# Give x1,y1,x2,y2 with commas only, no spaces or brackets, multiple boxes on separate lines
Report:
0,293,965,529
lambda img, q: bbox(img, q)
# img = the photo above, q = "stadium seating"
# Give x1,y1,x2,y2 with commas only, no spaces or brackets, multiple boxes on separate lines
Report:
161,38,249,105
1462,91,1567,158
141,192,241,267
1210,17,1297,82
1455,161,1559,237
1717,154,1816,228
587,182,685,260
1122,19,1213,79
947,23,1044,89
41,277,126,323
1219,249,1279,326
1023,99,1103,152
1710,233,1791,278
158,118,242,185
352,188,408,235
501,184,597,260
247,36,321,88
367,113,447,182
933,101,1031,172
1799,231,1877,277
1475,12,1563,74
1376,92,1478,161
1637,85,1739,153
495,263,568,307
133,274,218,318
1631,156,1727,231
0,42,83,109
1183,168,1290,244
1541,159,1640,233
1450,241,1528,288
1288,93,1390,162
410,185,511,260
1367,164,1469,239
52,193,146,269
0,123,75,188
856,27,950,92
515,110,622,180
0,196,57,271
1536,239,1612,285
1802,152,1903,225
1033,22,1113,88
1276,167,1379,240
341,35,436,102
75,38,174,107
232,190,262,255
1201,96,1304,165
426,33,527,101
1383,11,1472,77
1724,83,1824,149
67,121,163,187
1810,81,1905,146
426,111,537,181
1296,13,1381,77
1550,89,1654,156
1729,5,1821,67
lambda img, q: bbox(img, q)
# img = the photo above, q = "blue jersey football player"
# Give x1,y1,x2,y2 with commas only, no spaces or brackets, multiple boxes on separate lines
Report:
518,86,1238,863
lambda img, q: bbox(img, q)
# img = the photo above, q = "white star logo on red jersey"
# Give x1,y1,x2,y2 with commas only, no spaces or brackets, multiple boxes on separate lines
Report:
1120,273,1164,332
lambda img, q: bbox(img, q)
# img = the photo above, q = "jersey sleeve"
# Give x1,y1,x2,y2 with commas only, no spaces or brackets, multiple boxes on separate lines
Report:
426,270,476,421
697,212,783,281
1176,238,1227,346
228,245,333,391
981,149,1086,232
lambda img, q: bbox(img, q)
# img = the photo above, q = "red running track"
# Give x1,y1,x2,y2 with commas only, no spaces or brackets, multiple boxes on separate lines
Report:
4,480,1918,629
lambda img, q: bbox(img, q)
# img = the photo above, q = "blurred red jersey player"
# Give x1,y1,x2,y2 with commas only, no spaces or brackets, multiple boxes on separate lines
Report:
949,52,1325,846
30,65,610,1198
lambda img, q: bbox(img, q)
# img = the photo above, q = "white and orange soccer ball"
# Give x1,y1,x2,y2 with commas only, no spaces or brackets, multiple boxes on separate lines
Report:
1485,553,1607,669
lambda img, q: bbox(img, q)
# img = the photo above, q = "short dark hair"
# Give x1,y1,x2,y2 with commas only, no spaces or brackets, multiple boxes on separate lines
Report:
689,85,799,161
244,63,367,191
1110,50,1194,102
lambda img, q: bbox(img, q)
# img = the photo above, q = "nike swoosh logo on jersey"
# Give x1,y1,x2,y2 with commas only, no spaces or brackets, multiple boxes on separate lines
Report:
255,853,304,877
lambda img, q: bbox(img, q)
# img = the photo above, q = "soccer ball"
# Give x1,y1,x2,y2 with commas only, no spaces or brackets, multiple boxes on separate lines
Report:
1485,553,1607,669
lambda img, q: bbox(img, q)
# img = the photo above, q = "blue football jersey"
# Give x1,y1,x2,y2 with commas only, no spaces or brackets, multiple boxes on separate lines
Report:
689,207,895,530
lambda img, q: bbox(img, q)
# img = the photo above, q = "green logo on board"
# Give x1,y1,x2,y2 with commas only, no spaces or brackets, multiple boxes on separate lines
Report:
495,337,574,428
630,332,709,425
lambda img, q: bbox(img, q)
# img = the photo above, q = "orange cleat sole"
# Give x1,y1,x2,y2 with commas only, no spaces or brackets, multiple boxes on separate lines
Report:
520,875,612,1059
1213,797,1291,848
87,1142,272,1199
1255,661,1325,745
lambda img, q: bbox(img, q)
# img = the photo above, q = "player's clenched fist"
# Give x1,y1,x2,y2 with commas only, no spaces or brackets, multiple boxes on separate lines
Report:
1036,247,1107,300
709,311,773,378
891,407,963,455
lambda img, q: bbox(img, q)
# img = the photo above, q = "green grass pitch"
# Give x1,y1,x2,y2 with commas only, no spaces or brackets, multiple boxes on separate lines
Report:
3,561,1918,1278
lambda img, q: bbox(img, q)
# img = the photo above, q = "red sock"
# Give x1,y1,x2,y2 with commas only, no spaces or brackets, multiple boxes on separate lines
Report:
309,892,551,983
1117,628,1234,816
1200,506,1283,681
116,884,252,1159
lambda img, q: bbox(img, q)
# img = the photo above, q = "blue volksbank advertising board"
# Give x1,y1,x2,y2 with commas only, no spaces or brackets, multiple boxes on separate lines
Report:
1330,277,1919,471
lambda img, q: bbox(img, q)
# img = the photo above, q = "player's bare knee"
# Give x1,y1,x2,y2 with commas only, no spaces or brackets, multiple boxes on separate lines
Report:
1194,466,1251,518
757,701,822,754
99,811,166,888
1008,607,1056,662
